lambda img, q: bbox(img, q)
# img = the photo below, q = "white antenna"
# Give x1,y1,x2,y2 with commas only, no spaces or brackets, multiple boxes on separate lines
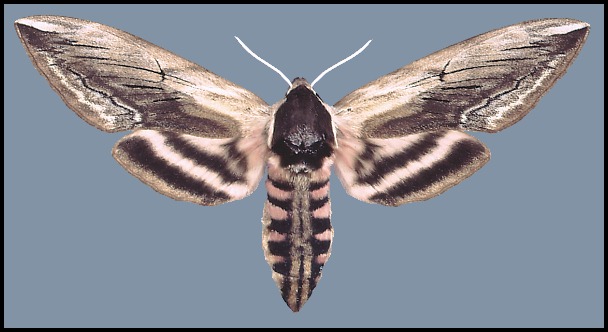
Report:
235,36,291,87
311,40,372,88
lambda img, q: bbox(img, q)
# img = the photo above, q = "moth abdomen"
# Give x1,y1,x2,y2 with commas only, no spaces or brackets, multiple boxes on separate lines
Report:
262,159,333,312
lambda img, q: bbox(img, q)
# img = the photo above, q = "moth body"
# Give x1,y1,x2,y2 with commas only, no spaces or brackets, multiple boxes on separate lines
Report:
263,78,336,311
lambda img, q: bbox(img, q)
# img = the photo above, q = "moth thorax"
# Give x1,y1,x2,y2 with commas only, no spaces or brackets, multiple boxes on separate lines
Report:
271,82,335,173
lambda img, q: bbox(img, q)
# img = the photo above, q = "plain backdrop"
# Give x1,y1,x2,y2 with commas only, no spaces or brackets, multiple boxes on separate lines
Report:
4,4,604,328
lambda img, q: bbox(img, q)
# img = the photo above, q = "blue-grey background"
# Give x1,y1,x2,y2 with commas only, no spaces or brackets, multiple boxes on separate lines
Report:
4,4,604,328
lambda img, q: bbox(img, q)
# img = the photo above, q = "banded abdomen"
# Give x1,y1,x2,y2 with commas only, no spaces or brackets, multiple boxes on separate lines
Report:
262,159,333,312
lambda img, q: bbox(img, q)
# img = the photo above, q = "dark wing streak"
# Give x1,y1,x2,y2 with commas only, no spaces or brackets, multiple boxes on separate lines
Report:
463,69,536,123
400,64,504,89
104,63,172,85
152,97,182,103
440,76,505,84
438,60,450,82
121,84,164,90
442,64,506,77
93,75,164,84
404,74,437,88
483,57,537,63
66,68,138,119
439,85,483,90
420,96,450,103
106,56,195,87
502,45,543,51
70,55,111,61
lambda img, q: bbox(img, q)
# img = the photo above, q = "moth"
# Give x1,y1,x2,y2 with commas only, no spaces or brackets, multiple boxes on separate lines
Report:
15,16,589,312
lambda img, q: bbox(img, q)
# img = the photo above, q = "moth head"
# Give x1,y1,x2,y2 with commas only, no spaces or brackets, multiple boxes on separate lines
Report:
288,77,313,93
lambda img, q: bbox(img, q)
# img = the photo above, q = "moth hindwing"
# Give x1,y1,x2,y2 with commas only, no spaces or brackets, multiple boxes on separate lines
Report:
15,16,589,312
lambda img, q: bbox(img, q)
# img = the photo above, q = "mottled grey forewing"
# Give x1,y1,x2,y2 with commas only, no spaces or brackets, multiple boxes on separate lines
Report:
334,19,589,138
15,15,269,138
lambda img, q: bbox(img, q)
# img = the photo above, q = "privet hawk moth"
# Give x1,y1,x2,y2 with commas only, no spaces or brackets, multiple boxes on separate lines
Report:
15,16,589,312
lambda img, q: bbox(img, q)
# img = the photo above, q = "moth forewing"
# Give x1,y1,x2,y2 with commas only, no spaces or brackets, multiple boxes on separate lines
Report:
14,15,268,138
333,18,590,138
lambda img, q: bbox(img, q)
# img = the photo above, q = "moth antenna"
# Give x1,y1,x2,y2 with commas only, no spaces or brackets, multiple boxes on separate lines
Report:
235,36,291,87
311,39,372,88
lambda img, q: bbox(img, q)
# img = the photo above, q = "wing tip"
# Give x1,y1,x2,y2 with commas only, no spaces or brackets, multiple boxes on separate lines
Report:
15,16,40,26
542,19,590,36
15,15,88,34
15,16,56,31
